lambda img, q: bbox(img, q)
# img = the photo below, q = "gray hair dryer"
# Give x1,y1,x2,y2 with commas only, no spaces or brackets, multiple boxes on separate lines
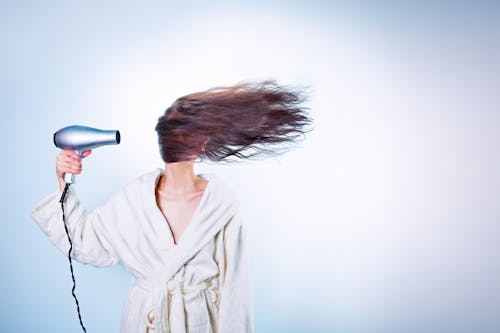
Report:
53,125,121,184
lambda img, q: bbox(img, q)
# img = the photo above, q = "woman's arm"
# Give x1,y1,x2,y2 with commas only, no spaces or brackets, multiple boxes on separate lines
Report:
31,185,120,267
32,148,119,267
217,213,255,333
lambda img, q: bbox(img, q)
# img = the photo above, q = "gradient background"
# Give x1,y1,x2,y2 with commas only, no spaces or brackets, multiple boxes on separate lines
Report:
1,1,499,332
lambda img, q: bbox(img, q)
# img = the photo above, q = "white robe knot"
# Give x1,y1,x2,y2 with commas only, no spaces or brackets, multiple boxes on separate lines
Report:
140,276,219,333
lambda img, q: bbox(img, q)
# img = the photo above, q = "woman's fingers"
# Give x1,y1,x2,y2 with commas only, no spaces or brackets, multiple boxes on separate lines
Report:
60,149,92,159
56,160,82,174
56,150,85,176
59,150,78,163
81,150,92,158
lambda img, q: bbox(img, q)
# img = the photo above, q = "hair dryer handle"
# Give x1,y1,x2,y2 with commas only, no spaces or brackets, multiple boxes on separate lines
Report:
64,172,76,184
63,150,84,184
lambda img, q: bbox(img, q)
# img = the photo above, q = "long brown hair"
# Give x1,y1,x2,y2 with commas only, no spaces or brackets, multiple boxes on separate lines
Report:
155,80,314,163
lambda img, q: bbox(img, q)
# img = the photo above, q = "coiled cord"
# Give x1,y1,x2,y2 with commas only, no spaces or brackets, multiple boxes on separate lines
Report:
59,183,87,332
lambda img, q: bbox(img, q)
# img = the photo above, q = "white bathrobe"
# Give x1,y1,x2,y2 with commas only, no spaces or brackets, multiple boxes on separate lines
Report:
30,168,254,333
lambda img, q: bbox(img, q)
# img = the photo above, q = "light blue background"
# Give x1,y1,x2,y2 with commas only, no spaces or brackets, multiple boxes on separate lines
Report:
1,1,499,332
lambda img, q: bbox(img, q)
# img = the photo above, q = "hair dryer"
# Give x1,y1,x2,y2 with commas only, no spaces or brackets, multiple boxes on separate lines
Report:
53,125,121,184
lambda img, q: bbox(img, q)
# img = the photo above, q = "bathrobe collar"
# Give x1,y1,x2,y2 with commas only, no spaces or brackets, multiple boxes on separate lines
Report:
141,168,237,282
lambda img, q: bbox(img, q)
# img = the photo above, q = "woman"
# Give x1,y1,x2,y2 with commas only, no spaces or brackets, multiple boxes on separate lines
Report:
31,80,313,333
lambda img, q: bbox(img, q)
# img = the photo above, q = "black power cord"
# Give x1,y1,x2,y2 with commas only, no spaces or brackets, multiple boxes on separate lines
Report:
59,183,87,332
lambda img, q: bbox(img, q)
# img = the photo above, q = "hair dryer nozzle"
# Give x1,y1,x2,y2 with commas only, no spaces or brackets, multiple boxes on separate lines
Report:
54,125,120,151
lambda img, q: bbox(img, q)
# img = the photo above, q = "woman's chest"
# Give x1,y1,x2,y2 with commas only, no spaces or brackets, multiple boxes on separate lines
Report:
156,192,204,245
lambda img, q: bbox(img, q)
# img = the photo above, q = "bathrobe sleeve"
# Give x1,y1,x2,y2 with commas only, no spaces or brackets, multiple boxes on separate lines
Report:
217,213,255,333
30,186,120,268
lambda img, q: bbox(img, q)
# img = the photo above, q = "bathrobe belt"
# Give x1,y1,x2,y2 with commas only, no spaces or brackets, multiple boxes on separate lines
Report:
135,276,219,333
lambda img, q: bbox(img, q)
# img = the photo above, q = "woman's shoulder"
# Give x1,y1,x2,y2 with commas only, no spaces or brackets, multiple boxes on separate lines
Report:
200,172,240,209
115,169,240,208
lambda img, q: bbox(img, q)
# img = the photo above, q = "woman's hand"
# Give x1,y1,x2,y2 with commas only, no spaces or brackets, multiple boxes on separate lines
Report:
56,150,92,192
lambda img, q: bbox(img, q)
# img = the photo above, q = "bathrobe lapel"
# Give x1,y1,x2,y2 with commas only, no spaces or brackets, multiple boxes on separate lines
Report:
142,168,237,282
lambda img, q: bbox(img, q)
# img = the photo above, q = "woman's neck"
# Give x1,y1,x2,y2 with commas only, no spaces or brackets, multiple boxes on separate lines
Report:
159,160,200,194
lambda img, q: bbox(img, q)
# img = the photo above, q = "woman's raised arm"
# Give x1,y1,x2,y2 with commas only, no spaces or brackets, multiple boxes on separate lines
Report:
31,150,119,267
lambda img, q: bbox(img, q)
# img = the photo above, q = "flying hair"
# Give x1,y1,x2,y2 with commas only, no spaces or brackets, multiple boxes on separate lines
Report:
155,80,314,163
